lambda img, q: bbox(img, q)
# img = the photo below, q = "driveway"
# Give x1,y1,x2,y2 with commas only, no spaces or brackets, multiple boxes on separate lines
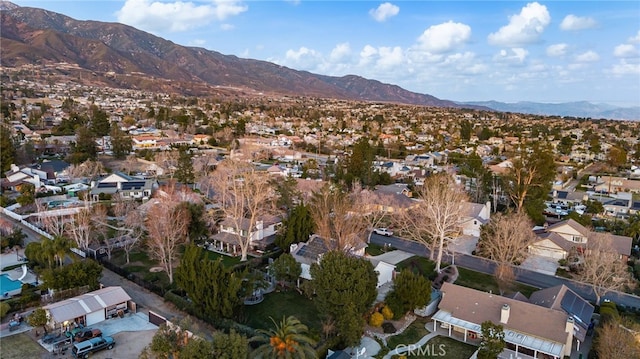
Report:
519,255,559,276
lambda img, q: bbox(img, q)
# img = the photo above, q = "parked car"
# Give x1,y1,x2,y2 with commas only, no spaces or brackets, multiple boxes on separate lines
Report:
74,328,102,342
374,227,393,236
8,320,21,331
71,336,115,359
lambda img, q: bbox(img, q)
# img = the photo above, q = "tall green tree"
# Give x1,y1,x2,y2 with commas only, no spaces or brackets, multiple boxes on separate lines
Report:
478,321,506,359
175,245,243,320
251,316,317,359
110,125,132,160
68,126,97,164
277,203,315,252
40,259,103,290
340,137,376,188
175,146,195,184
212,329,250,359
607,146,627,169
90,105,110,137
309,251,377,347
385,270,431,316
270,253,302,288
502,144,555,224
180,337,214,359
459,119,472,141
16,183,35,206
0,125,16,172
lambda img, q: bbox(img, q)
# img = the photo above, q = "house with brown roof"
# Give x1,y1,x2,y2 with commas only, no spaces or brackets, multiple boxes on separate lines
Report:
432,283,577,359
530,219,632,261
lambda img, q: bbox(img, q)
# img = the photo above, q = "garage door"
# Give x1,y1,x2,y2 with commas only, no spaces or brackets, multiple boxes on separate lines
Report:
529,247,565,259
85,310,105,326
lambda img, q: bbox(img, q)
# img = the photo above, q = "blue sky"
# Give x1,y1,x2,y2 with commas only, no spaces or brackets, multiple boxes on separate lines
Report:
11,1,640,107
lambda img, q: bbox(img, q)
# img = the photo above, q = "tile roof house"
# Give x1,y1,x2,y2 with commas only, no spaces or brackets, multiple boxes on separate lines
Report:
530,219,632,261
433,283,577,359
43,286,133,329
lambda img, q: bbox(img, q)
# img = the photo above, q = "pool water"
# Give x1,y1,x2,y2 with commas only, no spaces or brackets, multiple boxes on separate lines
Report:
0,274,22,294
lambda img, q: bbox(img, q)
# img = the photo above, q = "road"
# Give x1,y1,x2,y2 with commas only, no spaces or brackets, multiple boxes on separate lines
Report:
370,233,640,308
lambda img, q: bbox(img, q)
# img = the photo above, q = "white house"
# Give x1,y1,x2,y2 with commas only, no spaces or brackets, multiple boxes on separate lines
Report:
210,215,282,255
42,286,133,330
460,201,491,237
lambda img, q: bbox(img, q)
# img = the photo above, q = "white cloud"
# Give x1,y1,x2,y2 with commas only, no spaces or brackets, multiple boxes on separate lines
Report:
574,50,600,62
416,21,471,53
329,43,352,62
220,23,235,31
284,47,322,70
630,31,640,44
488,2,550,47
494,48,529,64
376,46,404,68
610,60,640,75
546,43,568,57
559,14,597,31
188,39,206,47
614,44,639,58
116,0,247,33
369,2,400,22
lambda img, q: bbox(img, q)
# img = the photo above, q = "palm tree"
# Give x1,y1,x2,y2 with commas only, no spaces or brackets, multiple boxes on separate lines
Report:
52,235,72,267
251,316,317,359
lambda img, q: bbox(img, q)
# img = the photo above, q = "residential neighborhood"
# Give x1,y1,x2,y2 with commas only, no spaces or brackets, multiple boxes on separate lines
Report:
2,63,640,359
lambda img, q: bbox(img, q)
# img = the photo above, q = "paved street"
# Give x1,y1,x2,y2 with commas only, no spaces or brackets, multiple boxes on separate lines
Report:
370,233,640,308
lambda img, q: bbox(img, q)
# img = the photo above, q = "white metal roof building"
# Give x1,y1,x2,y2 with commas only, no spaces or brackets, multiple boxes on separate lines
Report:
43,286,132,328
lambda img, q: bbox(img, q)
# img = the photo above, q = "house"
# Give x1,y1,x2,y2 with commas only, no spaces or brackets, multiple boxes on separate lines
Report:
2,164,50,191
290,235,369,284
90,172,157,201
42,286,134,330
460,201,491,237
209,215,282,255
364,184,419,213
433,283,576,359
529,285,594,343
530,219,632,261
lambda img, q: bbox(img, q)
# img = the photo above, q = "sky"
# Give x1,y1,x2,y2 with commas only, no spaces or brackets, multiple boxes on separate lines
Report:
10,1,640,107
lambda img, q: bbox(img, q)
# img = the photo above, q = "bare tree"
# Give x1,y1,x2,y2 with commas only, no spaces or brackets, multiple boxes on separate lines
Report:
494,264,516,295
477,212,535,265
145,182,191,283
356,185,399,243
309,183,368,252
594,319,640,359
209,160,277,261
156,150,179,179
401,174,467,272
67,160,105,182
36,201,68,237
66,201,94,250
578,233,632,305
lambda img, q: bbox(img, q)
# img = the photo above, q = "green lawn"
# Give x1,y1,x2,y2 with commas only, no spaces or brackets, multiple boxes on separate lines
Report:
0,333,48,359
205,251,243,267
396,257,437,279
243,290,321,336
366,243,388,256
456,267,538,297
386,317,431,349
391,336,477,359
395,256,538,297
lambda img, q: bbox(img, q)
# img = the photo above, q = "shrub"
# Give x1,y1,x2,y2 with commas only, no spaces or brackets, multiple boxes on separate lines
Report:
382,321,397,334
381,305,394,320
369,312,384,327
385,292,406,320
558,258,568,266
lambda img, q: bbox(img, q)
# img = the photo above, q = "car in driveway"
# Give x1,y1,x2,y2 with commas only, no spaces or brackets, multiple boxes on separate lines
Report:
71,336,115,358
74,328,102,342
374,227,393,236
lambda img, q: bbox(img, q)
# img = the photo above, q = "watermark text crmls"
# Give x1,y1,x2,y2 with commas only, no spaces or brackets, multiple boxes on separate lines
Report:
395,343,447,357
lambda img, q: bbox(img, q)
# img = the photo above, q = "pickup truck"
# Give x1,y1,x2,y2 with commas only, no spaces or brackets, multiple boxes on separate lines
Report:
72,336,115,359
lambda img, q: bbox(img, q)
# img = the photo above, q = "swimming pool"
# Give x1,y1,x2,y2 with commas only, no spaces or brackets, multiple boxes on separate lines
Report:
48,200,73,208
0,274,22,294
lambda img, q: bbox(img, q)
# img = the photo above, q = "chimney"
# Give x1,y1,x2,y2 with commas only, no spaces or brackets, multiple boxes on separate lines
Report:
289,243,298,253
566,317,574,334
500,304,510,324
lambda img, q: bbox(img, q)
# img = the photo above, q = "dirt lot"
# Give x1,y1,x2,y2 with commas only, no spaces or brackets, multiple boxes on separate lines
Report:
91,330,156,359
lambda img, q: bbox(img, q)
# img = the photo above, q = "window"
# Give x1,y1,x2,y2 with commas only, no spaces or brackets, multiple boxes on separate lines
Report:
572,236,583,243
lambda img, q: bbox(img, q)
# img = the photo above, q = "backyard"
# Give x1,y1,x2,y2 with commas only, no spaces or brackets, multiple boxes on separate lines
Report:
396,256,538,297
386,317,431,349
242,290,322,337
391,336,477,359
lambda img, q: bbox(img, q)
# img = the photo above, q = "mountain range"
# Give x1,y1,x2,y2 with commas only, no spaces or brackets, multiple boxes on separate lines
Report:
1,1,638,120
